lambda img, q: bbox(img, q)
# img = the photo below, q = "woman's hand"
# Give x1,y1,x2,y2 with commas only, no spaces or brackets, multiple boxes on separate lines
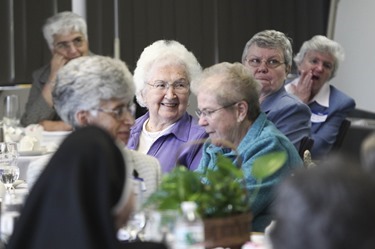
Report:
289,70,313,104
42,54,68,107
49,53,68,81
39,120,73,131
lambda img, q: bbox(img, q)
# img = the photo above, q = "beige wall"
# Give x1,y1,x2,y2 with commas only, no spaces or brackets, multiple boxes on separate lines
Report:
331,0,375,112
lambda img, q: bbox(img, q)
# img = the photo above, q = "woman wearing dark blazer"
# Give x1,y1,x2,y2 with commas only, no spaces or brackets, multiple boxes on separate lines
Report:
286,35,355,159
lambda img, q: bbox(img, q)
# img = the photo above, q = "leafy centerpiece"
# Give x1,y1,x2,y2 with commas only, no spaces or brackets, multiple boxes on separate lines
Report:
144,151,286,248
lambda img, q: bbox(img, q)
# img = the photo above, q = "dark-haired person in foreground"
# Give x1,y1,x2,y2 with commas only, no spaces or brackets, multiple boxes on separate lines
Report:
271,157,375,249
7,126,167,249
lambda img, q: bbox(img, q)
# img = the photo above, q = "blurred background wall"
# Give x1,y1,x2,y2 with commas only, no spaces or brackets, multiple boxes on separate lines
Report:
331,0,375,113
0,0,330,84
0,0,330,116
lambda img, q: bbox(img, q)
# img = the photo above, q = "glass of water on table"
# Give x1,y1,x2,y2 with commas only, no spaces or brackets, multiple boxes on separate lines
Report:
0,142,20,192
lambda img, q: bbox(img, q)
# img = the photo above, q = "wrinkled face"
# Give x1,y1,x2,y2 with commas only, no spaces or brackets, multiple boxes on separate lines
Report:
85,99,134,144
244,44,288,98
142,64,190,125
297,50,335,94
52,31,89,60
197,86,239,146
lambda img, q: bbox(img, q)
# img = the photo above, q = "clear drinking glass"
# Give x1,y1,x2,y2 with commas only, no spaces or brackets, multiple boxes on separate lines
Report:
117,178,147,241
3,95,20,125
3,95,22,143
124,211,147,241
143,210,178,246
0,142,20,191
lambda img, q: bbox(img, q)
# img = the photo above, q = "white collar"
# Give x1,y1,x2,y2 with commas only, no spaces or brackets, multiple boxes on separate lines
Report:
287,78,330,107
310,83,330,107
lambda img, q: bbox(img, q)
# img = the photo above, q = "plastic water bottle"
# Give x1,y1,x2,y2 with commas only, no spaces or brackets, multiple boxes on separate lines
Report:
173,201,205,249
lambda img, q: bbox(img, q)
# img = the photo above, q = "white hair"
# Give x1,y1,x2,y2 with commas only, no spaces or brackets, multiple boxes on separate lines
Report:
133,40,202,107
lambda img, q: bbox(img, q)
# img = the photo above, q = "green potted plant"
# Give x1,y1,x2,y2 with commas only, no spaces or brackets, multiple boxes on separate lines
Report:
144,151,286,248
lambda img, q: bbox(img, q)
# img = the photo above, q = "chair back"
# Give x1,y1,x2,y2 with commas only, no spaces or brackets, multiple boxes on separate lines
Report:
298,136,314,158
331,119,351,151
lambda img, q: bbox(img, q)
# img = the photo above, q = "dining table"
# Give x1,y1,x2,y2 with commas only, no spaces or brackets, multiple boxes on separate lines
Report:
16,130,71,182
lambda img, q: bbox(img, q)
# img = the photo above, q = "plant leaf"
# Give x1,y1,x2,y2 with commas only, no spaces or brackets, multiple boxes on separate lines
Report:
252,151,287,180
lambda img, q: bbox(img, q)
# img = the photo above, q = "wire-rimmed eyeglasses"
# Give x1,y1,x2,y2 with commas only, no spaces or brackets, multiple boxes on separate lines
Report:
147,79,190,94
54,36,85,52
195,102,238,119
245,58,285,69
92,103,135,120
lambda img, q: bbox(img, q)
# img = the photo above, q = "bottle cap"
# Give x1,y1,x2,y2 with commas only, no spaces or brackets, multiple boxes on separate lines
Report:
181,201,197,212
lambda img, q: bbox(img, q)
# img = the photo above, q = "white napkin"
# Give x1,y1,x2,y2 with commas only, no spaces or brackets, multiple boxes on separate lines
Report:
4,126,24,143
18,124,43,152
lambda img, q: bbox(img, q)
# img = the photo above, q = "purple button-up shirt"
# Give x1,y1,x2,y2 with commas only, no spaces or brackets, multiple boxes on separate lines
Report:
127,112,208,173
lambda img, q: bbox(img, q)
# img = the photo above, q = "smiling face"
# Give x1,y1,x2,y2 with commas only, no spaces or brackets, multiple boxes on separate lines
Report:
142,63,190,128
244,44,289,99
81,99,134,144
297,50,335,95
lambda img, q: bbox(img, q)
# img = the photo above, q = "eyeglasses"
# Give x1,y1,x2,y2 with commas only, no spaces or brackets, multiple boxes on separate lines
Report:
307,58,334,70
54,37,85,52
147,79,190,94
195,102,238,119
245,58,285,69
93,103,135,120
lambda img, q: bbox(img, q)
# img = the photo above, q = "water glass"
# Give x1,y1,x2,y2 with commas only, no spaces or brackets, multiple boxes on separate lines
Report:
3,95,20,124
120,211,147,241
3,95,22,143
0,142,19,191
143,210,179,246
117,177,147,242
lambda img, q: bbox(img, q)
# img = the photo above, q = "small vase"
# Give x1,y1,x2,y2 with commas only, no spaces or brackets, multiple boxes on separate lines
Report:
203,212,252,249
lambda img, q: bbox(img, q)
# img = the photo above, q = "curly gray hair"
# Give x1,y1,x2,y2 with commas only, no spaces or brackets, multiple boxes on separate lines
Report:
53,55,135,127
43,11,88,50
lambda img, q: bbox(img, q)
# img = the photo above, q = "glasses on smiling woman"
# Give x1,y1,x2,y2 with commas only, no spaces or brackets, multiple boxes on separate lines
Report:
245,58,285,69
195,102,238,119
147,79,190,94
91,103,136,120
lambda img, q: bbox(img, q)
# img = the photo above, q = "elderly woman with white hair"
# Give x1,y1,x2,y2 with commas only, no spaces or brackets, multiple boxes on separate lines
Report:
27,55,162,203
21,11,90,131
286,35,356,159
128,40,208,173
192,62,303,232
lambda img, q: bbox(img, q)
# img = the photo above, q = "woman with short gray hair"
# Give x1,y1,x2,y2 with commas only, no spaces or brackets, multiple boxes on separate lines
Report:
53,56,134,129
21,11,90,131
242,29,293,69
28,56,162,204
192,62,302,232
42,11,88,50
242,30,311,150
286,35,355,159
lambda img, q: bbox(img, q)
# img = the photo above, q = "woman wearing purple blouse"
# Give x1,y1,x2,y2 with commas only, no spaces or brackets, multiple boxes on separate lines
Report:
127,40,208,173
